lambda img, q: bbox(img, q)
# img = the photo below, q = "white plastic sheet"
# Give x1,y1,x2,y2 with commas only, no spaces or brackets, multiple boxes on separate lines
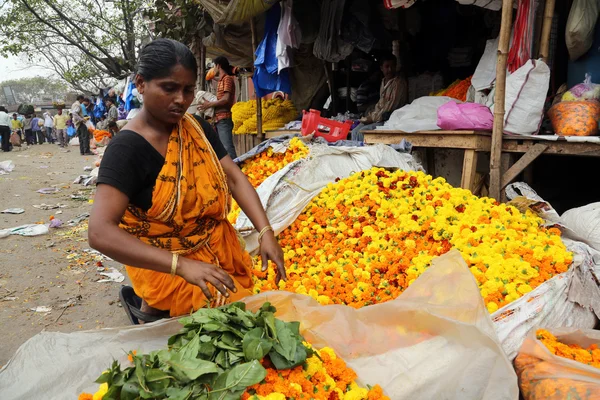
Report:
0,160,15,175
0,250,519,400
380,96,460,132
566,0,600,61
235,141,421,253
562,202,600,252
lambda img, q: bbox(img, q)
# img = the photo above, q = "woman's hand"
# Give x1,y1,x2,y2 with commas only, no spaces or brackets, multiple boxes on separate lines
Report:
260,231,287,284
177,257,237,299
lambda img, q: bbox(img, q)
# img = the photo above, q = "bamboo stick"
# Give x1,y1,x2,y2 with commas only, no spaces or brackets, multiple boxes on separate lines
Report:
539,0,556,62
250,19,264,142
489,0,515,200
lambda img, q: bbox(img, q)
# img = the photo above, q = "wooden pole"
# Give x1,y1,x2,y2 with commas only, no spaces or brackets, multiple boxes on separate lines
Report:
346,55,351,111
539,0,556,62
489,0,515,201
250,18,264,142
200,41,206,92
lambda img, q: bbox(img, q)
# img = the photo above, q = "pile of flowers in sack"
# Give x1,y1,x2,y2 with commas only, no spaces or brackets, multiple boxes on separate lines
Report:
228,138,309,224
252,168,572,314
232,98,298,135
79,303,388,400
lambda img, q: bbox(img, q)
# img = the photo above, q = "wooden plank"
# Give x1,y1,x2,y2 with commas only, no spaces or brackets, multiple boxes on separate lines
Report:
364,132,492,151
489,0,515,200
265,129,301,139
461,150,478,191
363,130,490,136
501,144,549,189
502,140,600,156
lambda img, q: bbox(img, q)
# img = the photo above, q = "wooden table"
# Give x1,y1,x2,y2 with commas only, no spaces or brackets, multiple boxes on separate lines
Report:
363,129,600,193
364,130,492,192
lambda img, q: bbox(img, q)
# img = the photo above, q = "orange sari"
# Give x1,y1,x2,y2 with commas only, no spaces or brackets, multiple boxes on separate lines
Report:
120,114,252,316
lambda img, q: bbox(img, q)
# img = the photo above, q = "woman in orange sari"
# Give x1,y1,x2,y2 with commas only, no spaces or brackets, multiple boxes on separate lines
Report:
89,39,285,323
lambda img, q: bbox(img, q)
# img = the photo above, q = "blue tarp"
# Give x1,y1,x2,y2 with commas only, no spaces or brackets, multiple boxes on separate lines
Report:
252,3,291,98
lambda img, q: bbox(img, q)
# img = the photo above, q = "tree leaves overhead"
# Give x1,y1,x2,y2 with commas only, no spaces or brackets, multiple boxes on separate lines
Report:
0,76,68,103
143,0,212,48
95,302,311,399
0,0,147,91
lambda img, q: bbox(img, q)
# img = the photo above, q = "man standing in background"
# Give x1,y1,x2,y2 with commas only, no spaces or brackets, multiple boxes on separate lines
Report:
31,113,44,144
106,98,118,125
0,106,11,152
43,112,55,144
11,113,23,141
23,114,34,145
53,108,69,148
71,95,92,155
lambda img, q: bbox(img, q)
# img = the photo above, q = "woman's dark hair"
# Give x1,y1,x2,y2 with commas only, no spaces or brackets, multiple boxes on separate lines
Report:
137,38,198,81
0,106,7,112
213,56,234,76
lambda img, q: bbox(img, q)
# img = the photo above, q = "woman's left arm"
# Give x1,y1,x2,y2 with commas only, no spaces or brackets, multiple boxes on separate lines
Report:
220,156,287,283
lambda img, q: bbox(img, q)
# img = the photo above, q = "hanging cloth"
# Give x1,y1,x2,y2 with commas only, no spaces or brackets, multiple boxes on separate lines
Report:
253,3,292,98
276,0,302,73
313,0,353,63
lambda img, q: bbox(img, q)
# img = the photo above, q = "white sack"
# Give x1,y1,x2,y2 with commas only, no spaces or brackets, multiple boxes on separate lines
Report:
562,202,600,252
380,96,460,132
0,250,519,400
501,59,550,135
235,142,421,253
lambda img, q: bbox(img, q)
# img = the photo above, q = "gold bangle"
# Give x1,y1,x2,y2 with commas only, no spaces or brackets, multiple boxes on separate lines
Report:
258,225,274,244
171,253,179,277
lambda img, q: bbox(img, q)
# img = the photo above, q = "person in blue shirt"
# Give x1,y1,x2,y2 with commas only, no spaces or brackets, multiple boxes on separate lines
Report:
31,114,45,144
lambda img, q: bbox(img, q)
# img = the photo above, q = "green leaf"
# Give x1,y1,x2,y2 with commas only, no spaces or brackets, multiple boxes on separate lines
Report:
263,313,277,340
198,342,217,360
269,344,307,370
120,382,140,400
166,386,193,400
178,333,201,360
215,350,229,369
166,356,219,382
242,328,273,361
146,368,173,383
134,357,150,392
225,360,267,390
272,326,296,362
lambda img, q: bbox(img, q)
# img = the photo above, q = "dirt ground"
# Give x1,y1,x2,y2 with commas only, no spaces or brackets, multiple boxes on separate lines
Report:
0,143,130,366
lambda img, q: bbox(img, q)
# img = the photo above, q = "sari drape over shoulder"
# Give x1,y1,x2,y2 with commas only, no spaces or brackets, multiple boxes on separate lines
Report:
120,114,252,316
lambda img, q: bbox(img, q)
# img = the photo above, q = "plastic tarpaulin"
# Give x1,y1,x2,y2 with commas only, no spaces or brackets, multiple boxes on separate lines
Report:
198,0,277,25
203,23,262,69
0,250,519,400
253,3,291,98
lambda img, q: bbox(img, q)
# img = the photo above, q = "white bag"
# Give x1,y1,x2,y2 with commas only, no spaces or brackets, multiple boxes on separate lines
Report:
562,202,600,252
566,0,600,61
501,59,550,135
472,37,500,93
382,96,460,132
0,250,519,400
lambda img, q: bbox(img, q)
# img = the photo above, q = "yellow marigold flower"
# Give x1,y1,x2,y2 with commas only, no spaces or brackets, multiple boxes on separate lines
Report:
344,387,369,400
93,383,108,400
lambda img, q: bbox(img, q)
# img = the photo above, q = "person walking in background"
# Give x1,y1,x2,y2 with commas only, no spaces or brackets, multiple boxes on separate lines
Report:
106,98,118,125
23,114,34,145
11,113,23,141
31,113,44,144
71,95,92,155
198,56,237,160
0,106,11,152
43,112,55,144
53,108,69,148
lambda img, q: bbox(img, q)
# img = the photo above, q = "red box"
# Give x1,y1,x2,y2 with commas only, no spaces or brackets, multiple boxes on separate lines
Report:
301,109,353,142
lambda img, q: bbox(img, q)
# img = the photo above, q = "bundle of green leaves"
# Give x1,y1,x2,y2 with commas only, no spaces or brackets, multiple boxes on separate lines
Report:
95,302,314,400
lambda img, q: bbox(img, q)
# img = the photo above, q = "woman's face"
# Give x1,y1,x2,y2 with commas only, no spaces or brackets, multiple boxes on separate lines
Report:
136,63,196,125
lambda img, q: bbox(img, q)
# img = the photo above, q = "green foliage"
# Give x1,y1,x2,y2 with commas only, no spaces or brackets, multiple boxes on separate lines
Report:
94,302,311,399
0,0,146,91
0,76,68,103
144,0,212,47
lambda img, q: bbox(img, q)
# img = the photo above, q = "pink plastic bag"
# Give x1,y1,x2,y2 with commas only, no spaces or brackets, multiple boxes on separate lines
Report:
437,101,494,130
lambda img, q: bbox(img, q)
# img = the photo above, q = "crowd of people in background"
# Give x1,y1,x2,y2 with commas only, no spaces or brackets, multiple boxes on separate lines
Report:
0,91,123,154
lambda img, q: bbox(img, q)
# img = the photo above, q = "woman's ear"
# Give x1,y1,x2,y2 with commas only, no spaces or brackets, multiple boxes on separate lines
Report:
134,74,146,95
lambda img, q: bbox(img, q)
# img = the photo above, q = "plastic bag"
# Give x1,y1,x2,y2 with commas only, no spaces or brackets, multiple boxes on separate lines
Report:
0,160,15,175
0,250,519,400
566,0,600,61
548,100,600,136
515,328,600,400
66,125,76,137
562,202,600,252
502,59,550,135
437,101,494,130
198,0,276,25
383,96,460,132
563,74,600,101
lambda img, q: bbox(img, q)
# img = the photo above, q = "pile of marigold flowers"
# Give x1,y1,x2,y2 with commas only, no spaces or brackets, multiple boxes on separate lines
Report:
253,168,572,314
243,346,388,400
536,329,600,368
229,138,309,224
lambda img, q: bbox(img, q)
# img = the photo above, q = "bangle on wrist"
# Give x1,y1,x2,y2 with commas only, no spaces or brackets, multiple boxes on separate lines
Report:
258,225,274,244
171,253,179,277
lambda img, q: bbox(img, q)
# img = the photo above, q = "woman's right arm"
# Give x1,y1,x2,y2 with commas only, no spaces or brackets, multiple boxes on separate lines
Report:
88,184,236,299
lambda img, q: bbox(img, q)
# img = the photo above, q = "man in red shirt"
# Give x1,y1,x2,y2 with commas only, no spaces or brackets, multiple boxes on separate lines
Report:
199,56,237,159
